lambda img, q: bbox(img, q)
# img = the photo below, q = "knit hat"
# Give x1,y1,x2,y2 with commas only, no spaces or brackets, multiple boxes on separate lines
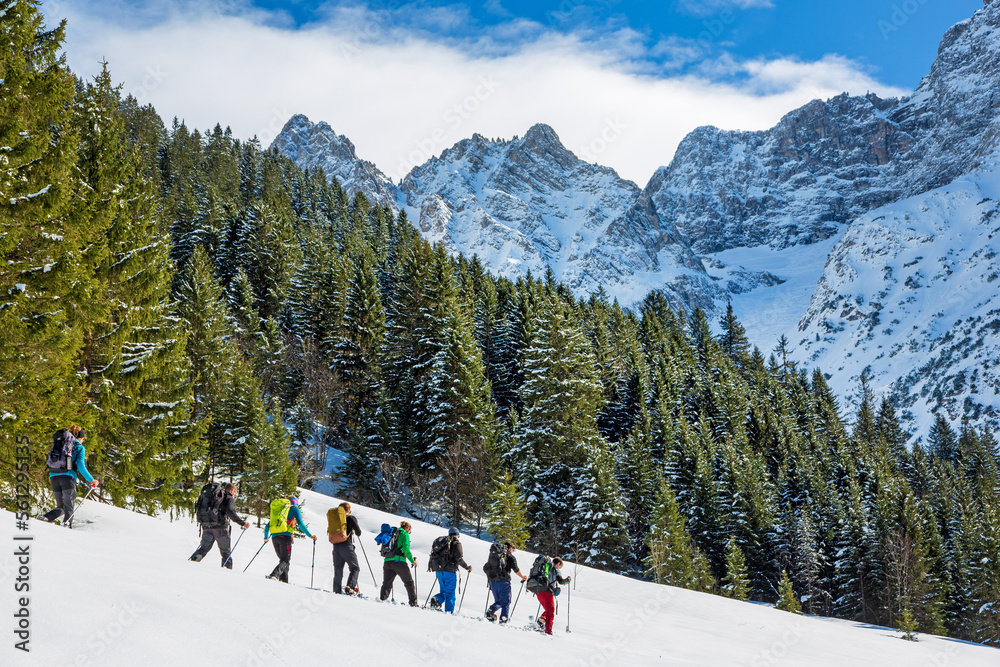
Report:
288,497,298,505
448,527,460,536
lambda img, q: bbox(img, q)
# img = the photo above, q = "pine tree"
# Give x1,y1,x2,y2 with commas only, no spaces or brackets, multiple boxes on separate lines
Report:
775,569,802,614
723,538,751,601
0,0,87,493
74,66,202,510
646,481,716,593
485,469,530,548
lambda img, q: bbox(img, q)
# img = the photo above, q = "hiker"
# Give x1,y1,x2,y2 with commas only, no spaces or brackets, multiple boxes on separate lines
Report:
189,482,250,568
41,425,98,528
329,501,362,594
379,520,419,606
428,527,472,613
529,556,571,635
485,542,527,624
264,496,317,583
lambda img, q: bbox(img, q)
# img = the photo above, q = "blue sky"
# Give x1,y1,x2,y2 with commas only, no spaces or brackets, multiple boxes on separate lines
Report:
47,0,985,183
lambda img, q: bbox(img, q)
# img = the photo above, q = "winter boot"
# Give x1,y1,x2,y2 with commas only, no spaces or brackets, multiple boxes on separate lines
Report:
486,609,497,622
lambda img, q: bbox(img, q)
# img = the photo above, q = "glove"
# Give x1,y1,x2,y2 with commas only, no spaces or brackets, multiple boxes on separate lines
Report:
90,480,100,488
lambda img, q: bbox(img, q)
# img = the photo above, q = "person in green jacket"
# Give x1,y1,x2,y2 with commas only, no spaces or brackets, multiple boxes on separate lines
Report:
379,520,419,606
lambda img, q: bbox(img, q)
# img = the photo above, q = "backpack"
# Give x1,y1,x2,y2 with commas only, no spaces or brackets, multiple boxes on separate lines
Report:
270,498,293,534
195,482,225,525
46,429,76,473
428,535,453,572
526,554,553,595
327,506,348,544
374,523,393,549
482,542,508,580
378,526,401,558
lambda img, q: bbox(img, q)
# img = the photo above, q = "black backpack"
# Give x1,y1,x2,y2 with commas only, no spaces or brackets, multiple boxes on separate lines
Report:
428,535,453,572
195,482,226,525
46,429,76,473
380,527,401,558
482,542,508,580
526,554,553,594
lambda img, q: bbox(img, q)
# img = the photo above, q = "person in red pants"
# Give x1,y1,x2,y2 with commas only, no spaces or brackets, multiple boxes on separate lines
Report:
535,557,571,635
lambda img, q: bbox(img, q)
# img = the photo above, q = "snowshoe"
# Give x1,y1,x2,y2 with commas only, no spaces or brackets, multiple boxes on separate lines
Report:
485,610,497,622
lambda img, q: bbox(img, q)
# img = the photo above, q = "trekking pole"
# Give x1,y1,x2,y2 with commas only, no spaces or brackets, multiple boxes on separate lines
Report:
423,576,438,608
412,562,418,600
310,540,317,589
358,539,378,586
457,569,471,614
509,580,525,621
222,526,247,569
566,582,572,633
64,485,97,527
244,539,270,573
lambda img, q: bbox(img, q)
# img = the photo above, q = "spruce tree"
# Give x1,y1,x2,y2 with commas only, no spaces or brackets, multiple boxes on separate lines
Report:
775,569,802,614
485,469,531,549
0,0,85,493
723,538,751,601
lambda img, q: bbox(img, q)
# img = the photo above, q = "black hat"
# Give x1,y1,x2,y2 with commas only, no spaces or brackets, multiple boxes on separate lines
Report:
77,429,86,440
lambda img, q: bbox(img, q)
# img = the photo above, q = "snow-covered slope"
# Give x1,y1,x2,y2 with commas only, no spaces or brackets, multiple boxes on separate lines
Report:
791,151,1000,434
4,491,997,666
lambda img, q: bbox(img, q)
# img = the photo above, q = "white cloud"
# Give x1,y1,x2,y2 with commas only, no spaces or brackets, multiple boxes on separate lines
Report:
48,1,909,185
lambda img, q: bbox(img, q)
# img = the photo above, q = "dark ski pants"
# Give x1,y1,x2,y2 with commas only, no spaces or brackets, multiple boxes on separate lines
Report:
380,560,417,606
433,571,458,613
269,534,294,582
190,527,233,568
43,475,77,526
333,542,360,593
488,580,512,621
537,591,556,635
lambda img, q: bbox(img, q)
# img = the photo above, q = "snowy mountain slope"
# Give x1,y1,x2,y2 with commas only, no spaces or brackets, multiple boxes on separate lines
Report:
271,114,400,208
4,490,997,666
273,118,719,309
791,151,1000,434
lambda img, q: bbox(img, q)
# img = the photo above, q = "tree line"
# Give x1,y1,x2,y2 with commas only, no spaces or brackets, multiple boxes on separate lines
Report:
0,0,997,646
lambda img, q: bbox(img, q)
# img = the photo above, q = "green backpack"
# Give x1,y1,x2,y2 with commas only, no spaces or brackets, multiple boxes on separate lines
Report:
270,498,293,534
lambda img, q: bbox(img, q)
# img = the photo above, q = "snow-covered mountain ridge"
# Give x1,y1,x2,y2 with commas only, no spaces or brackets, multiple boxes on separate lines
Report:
5,490,998,666
271,0,1000,430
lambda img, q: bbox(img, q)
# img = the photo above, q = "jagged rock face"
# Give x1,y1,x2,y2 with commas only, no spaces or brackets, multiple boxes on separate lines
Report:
398,124,717,308
270,114,400,208
648,1,1000,256
792,149,1000,433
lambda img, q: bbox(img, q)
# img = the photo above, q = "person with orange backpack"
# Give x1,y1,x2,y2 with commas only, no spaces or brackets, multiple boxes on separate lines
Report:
264,496,316,583
328,501,362,594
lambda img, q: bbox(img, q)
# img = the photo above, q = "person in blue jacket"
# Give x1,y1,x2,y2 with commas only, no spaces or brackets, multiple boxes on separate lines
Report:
264,497,317,583
42,425,99,528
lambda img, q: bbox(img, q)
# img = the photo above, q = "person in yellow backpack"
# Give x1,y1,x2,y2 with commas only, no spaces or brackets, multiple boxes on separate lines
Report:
264,497,316,583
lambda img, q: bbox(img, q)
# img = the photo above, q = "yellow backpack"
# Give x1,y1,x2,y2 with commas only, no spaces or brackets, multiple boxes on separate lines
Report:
327,506,348,544
270,498,293,533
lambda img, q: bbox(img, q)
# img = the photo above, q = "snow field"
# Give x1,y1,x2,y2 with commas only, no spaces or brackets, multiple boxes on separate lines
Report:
1,488,997,666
